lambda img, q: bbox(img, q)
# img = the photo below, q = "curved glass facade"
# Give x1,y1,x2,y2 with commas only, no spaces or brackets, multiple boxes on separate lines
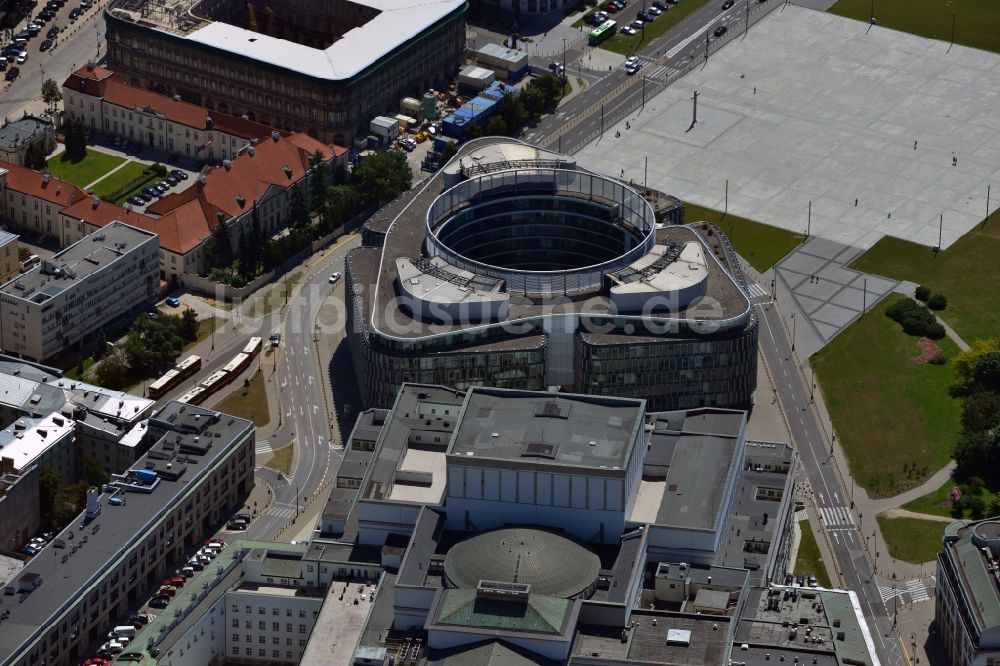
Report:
436,196,643,271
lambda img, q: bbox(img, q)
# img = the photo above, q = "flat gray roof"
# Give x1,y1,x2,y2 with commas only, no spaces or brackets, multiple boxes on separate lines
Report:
118,0,465,81
1,221,156,302
0,117,51,150
0,402,253,664
447,387,644,472
348,138,752,349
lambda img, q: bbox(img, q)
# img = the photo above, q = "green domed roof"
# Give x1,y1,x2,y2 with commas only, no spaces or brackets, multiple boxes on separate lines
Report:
443,528,600,599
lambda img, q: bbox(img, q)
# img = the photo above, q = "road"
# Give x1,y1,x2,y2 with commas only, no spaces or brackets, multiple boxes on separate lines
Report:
755,298,904,666
522,0,784,154
244,237,359,542
0,0,106,119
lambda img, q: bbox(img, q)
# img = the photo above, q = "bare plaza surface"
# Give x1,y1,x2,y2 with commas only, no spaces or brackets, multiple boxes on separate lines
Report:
577,5,1000,251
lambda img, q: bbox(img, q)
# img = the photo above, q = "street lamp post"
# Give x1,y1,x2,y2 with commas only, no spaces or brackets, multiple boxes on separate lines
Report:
791,312,796,352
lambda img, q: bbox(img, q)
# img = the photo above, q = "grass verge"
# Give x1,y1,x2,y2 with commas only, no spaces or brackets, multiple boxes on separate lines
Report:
46,149,126,188
828,0,1000,55
265,442,295,476
812,293,962,497
599,0,711,55
685,203,806,272
850,208,1000,343
902,478,1000,520
89,162,148,200
876,514,944,564
246,272,303,318
182,317,219,352
794,523,832,588
212,369,271,429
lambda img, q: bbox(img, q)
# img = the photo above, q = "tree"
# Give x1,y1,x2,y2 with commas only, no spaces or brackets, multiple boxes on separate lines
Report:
206,221,233,269
352,151,413,206
486,115,509,136
179,307,199,342
437,142,459,167
914,285,930,302
309,150,328,212
927,293,948,311
970,352,1000,393
82,455,109,488
498,94,528,134
64,118,87,161
93,347,130,388
38,465,60,523
288,185,309,228
954,429,1000,484
94,327,108,359
40,78,62,110
124,314,184,373
962,390,1000,434
462,120,482,141
954,339,1000,382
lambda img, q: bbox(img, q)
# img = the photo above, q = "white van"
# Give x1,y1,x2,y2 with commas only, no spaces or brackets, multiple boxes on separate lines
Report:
114,625,137,639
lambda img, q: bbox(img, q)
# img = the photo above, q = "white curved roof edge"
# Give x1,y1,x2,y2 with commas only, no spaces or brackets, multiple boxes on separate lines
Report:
370,137,753,343
181,0,465,81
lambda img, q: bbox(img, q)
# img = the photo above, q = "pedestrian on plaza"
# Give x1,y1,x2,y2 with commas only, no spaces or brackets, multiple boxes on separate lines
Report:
753,87,757,94
854,198,858,206
914,140,917,150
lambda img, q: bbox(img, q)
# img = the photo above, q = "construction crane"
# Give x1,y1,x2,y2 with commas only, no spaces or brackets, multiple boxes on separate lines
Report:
245,0,258,31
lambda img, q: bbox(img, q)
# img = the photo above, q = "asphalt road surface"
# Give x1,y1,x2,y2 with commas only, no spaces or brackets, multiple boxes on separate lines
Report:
756,299,904,666
0,0,106,118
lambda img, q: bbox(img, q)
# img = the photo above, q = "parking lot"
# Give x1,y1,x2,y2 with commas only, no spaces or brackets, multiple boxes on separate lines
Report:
1,0,99,83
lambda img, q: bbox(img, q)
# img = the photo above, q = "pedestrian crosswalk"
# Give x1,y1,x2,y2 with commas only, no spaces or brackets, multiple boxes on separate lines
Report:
266,503,297,519
255,439,272,455
878,584,902,602
905,578,930,603
819,505,854,528
746,283,766,299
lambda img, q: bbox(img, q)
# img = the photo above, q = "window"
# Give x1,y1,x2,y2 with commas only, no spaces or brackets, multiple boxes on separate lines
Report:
273,637,280,645
232,647,239,656
272,608,280,616
298,610,305,618
232,619,238,628
273,650,281,658
245,635,251,643
258,621,266,631
286,623,292,632
299,624,306,634
231,634,239,642
298,639,306,647
258,636,266,644
258,649,266,657
272,622,279,631
259,607,265,615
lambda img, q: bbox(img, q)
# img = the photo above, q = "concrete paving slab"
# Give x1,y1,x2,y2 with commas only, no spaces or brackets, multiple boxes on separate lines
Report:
812,303,859,331
576,5,1000,250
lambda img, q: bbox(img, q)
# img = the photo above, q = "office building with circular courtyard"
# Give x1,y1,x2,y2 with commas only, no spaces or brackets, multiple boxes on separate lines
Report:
346,138,759,410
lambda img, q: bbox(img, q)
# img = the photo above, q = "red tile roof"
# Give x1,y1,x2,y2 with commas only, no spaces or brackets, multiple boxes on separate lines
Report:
149,133,346,221
60,196,156,230
62,67,275,140
0,160,85,207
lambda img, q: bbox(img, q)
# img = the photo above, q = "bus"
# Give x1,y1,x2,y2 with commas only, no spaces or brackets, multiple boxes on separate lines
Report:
588,20,617,46
147,354,202,399
198,369,231,400
176,386,208,405
222,353,251,377
242,336,263,360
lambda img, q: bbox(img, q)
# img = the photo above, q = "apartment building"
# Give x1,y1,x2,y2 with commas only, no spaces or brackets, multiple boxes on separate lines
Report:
0,231,19,286
0,221,158,362
937,517,1000,666
62,65,276,162
0,163,85,241
0,401,255,666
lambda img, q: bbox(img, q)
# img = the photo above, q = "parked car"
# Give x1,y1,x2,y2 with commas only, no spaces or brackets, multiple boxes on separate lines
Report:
796,574,805,587
5,66,20,81
40,10,55,20
604,2,617,12
612,0,626,7
15,52,27,64
619,25,636,35
630,19,644,29
148,596,170,609
722,0,734,8
784,573,793,585
69,7,81,18
169,575,185,587
170,169,189,180
188,559,204,571
142,185,160,198
157,585,177,597
153,182,167,193
164,295,181,307
808,574,818,588
165,174,180,185
46,26,60,38
127,195,146,206
39,39,52,51
652,1,667,9
647,6,662,15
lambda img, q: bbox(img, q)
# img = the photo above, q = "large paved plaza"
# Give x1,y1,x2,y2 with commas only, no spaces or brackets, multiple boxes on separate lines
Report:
577,5,1000,250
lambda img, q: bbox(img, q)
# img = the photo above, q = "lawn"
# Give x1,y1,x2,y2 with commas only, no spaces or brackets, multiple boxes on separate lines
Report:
88,162,151,201
828,0,1000,55
794,523,832,588
812,293,962,498
850,207,1000,343
182,317,220,352
46,149,126,188
597,0,712,55
902,478,1000,519
876,515,944,565
212,369,271,429
265,442,295,476
685,203,806,272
